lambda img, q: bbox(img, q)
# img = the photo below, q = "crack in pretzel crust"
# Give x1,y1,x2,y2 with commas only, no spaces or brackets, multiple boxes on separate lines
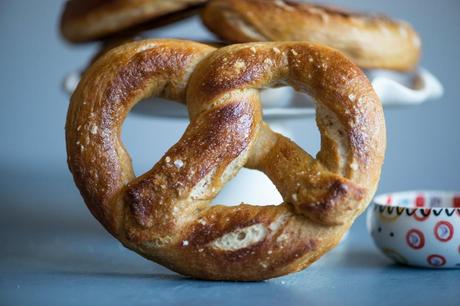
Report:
66,39,386,281
60,0,208,42
202,0,421,71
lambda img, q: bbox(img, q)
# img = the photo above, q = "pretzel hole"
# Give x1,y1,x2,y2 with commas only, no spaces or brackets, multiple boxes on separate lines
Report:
122,108,187,176
130,87,316,117
260,87,321,156
259,86,315,109
212,168,282,206
131,97,188,118
287,118,321,158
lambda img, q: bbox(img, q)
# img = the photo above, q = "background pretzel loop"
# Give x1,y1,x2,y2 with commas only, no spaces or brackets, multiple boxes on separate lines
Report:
66,39,385,280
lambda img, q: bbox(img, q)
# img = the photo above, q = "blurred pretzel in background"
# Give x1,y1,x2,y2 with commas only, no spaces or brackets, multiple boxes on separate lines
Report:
202,0,421,71
66,39,385,280
60,0,208,42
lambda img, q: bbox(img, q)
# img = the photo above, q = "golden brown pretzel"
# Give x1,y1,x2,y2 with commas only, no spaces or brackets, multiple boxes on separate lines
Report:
202,0,421,71
66,39,386,280
61,0,207,42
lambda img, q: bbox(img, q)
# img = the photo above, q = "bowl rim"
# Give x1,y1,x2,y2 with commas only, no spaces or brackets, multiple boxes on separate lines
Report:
373,190,460,210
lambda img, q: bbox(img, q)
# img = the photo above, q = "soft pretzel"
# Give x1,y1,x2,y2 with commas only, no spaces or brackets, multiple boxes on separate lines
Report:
202,0,421,71
66,39,386,280
61,0,207,42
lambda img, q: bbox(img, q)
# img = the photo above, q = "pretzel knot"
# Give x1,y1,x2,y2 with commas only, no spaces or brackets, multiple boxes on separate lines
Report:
66,39,386,280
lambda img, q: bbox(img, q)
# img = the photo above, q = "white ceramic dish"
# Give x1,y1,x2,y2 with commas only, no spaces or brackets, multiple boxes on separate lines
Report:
63,68,443,119
367,191,460,269
63,15,443,119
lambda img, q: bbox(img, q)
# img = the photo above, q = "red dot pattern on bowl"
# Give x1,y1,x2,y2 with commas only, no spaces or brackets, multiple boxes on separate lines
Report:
434,221,454,242
454,196,460,208
427,254,446,267
416,195,425,207
406,229,425,249
405,220,456,252
386,196,393,205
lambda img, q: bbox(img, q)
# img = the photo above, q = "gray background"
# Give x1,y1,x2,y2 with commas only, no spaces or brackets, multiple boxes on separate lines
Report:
1,0,459,191
0,1,459,305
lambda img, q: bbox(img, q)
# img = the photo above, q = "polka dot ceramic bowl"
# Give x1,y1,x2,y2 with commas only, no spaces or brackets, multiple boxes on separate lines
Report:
367,191,460,268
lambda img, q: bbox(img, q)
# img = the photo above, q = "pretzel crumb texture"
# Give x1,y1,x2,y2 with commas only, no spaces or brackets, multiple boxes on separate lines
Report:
174,159,184,168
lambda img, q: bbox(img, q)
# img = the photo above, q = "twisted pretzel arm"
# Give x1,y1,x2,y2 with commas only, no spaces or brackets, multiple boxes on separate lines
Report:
202,0,421,71
247,125,365,226
66,39,216,235
168,42,385,279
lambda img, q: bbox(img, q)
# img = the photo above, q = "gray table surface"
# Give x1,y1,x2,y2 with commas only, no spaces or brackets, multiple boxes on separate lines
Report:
1,167,459,306
1,0,459,305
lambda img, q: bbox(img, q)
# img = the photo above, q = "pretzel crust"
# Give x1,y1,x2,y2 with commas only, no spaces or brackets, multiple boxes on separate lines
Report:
202,0,421,71
61,0,207,42
66,39,386,280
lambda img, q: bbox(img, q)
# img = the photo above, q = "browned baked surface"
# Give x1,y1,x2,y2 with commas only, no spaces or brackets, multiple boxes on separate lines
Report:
202,0,421,71
61,0,207,42
66,39,386,280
